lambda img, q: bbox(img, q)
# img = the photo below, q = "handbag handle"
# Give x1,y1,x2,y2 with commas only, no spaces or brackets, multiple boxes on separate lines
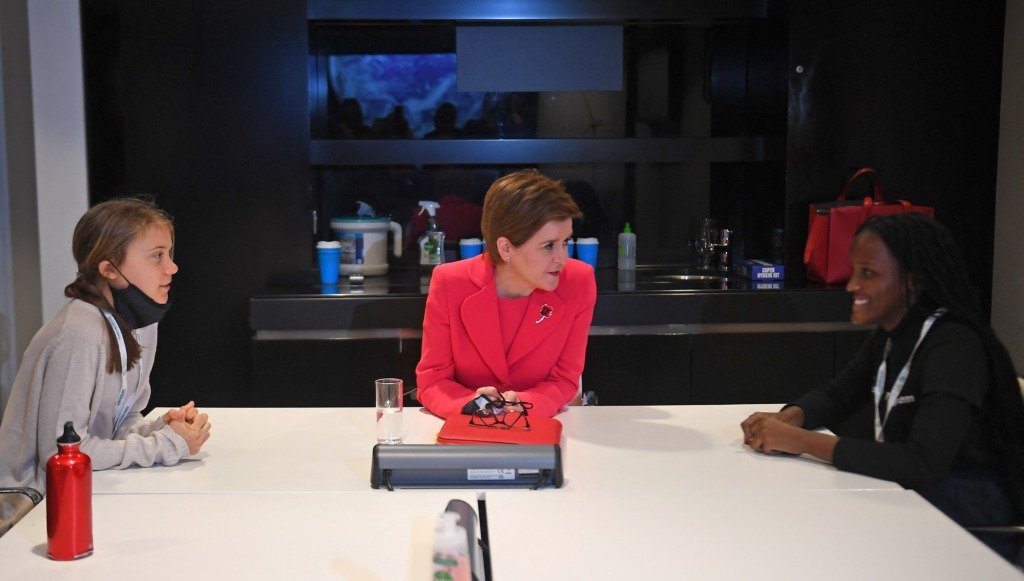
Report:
857,198,912,223
837,167,884,202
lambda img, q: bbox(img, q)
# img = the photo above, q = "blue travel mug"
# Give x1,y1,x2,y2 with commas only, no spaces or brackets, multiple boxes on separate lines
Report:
567,239,576,258
576,237,599,269
317,241,341,285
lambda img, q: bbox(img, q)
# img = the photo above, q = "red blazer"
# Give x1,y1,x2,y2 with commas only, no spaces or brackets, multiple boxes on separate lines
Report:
416,255,597,419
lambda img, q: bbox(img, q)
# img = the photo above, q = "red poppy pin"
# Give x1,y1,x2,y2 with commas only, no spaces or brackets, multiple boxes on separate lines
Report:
535,304,554,324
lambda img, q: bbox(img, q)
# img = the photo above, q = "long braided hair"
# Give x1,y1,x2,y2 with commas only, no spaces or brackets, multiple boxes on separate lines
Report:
858,213,1024,512
64,197,174,374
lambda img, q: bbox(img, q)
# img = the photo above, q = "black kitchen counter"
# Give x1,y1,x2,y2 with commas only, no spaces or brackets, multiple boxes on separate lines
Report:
251,266,856,333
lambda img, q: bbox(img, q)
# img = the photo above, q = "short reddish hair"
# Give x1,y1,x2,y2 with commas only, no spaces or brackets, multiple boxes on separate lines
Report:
480,170,582,263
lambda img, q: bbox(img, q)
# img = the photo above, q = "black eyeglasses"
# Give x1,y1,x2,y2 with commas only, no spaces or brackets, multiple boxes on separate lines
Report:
468,396,533,431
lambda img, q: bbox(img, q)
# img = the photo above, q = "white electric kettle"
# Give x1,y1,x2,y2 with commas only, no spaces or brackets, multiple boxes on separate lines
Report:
330,217,403,276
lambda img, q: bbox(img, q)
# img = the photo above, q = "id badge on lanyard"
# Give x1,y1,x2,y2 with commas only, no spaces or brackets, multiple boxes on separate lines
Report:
102,310,143,434
872,308,946,442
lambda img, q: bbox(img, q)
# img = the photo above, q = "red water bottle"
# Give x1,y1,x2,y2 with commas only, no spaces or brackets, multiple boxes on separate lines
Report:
46,421,93,560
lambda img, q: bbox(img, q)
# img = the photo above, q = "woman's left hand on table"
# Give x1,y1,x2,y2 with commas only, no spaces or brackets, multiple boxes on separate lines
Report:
743,415,807,455
163,401,200,425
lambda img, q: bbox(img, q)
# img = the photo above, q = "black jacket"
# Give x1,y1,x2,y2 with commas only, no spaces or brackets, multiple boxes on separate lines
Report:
791,305,1001,490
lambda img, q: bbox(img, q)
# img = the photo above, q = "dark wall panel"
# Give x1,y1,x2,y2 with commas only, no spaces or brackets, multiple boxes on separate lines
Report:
83,1,311,406
783,1,1006,313
584,336,690,405
691,332,833,404
253,340,407,407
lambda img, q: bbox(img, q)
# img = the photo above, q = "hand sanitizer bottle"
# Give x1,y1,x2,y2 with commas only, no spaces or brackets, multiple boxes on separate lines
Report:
431,511,470,581
418,201,444,269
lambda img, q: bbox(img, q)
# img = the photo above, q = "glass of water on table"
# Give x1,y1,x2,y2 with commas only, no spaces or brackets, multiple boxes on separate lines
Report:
375,378,404,444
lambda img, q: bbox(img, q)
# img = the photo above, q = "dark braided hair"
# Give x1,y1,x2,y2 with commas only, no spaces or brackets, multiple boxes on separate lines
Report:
857,213,1024,512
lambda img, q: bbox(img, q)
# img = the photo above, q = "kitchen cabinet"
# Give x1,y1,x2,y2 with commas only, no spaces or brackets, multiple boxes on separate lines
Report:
690,332,835,404
253,338,420,407
249,277,862,407
583,335,691,406
251,327,869,408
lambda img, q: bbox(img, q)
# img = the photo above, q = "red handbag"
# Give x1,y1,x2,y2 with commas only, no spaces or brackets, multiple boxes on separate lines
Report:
803,168,935,284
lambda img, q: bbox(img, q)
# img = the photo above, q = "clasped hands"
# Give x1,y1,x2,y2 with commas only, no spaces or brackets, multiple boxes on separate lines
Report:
162,400,211,455
740,406,837,463
474,386,523,412
740,407,806,455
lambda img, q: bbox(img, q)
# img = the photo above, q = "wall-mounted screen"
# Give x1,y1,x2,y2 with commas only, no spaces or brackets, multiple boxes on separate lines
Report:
328,54,486,139
456,25,623,92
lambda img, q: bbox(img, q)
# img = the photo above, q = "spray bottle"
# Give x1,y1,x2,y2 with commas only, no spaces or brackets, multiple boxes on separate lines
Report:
418,200,444,269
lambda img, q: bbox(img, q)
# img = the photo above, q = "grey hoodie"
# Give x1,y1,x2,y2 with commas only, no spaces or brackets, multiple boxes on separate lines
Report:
0,299,188,496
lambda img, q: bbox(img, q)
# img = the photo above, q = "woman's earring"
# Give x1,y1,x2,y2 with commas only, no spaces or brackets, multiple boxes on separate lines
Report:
503,255,511,262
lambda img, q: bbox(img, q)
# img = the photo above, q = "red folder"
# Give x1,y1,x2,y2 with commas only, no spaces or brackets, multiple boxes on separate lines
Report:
436,416,563,445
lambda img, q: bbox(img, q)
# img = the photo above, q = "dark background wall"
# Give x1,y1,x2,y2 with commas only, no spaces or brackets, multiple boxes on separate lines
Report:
81,1,1007,406
783,1,1006,312
82,1,311,406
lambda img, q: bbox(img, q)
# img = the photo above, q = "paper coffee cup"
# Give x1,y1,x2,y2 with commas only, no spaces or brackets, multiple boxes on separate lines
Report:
459,238,484,260
316,241,342,285
576,238,599,269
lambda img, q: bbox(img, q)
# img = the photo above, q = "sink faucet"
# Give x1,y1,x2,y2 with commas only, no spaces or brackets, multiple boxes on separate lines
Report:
696,228,732,271
718,229,732,271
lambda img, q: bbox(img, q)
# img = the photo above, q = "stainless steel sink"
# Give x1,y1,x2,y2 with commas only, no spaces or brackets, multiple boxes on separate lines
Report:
637,268,727,280
652,274,723,282
631,268,729,290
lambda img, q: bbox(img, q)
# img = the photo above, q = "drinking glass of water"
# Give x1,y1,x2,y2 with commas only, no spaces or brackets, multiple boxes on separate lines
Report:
375,378,404,444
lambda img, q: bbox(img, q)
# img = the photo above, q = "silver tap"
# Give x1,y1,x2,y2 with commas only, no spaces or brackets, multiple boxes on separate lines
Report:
718,229,733,271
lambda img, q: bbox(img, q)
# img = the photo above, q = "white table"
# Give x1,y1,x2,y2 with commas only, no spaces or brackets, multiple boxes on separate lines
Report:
486,488,1023,580
0,491,476,579
5,490,1018,580
91,406,438,494
90,405,899,494
4,405,1017,579
554,405,898,492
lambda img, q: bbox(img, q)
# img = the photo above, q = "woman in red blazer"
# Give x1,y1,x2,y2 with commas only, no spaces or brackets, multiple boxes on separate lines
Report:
416,170,597,418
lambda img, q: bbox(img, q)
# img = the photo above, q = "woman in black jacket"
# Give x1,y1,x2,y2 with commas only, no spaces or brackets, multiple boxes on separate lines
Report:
741,213,1024,564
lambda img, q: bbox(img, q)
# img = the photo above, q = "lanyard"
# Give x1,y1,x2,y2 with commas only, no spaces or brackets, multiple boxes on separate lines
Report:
872,308,946,442
101,310,143,434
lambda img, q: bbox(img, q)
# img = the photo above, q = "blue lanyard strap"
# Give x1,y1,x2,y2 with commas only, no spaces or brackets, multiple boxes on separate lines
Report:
872,308,947,442
101,310,142,434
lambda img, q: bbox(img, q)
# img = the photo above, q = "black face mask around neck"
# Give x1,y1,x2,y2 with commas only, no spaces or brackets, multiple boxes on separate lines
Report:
108,265,171,329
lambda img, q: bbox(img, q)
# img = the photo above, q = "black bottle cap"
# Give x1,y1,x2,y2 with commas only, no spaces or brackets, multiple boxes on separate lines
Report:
57,421,81,444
